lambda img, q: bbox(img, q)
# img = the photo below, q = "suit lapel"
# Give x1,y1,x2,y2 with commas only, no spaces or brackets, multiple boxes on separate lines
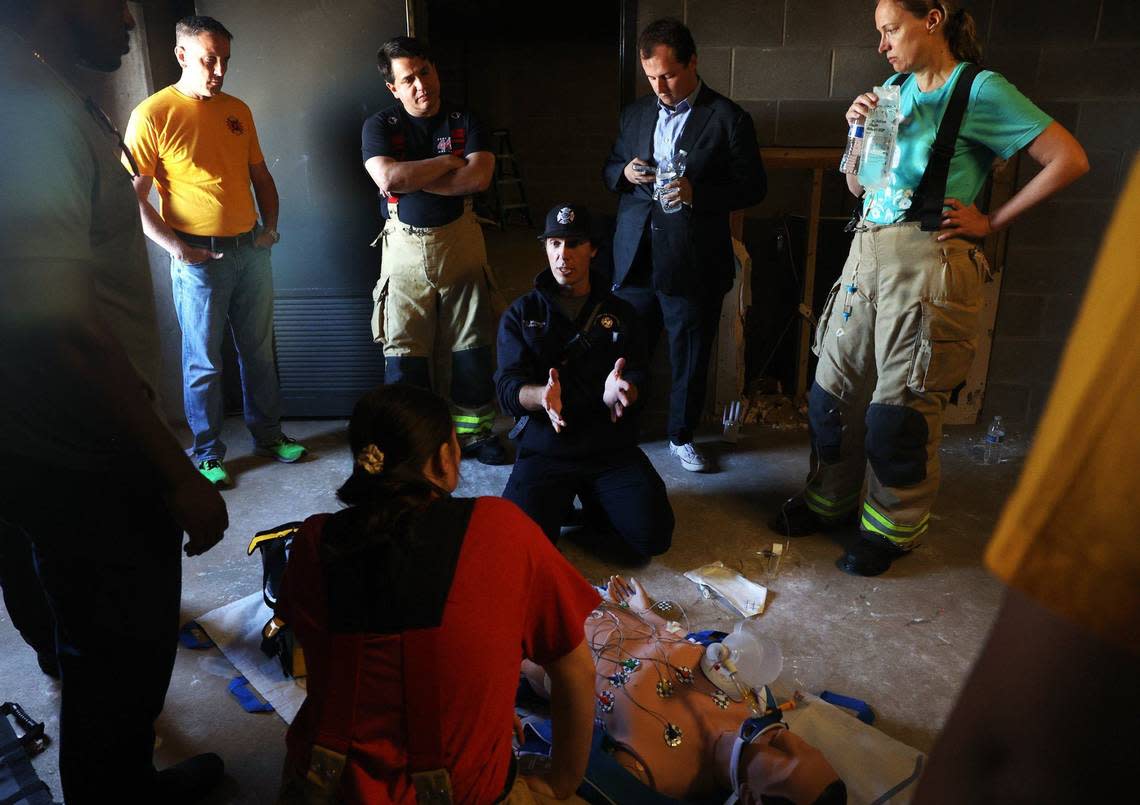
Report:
638,98,656,161
675,84,715,155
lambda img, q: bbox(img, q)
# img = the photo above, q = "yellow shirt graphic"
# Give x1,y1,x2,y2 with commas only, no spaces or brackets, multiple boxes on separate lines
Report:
125,86,264,237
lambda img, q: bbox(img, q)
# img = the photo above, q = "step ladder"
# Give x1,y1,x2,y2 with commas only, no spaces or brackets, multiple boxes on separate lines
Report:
486,128,534,230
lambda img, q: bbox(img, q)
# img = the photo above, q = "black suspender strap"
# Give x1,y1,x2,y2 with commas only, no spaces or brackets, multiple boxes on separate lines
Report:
906,64,983,231
401,498,476,805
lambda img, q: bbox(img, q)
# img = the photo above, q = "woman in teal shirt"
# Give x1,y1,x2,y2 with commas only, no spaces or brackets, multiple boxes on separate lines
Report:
776,0,1089,576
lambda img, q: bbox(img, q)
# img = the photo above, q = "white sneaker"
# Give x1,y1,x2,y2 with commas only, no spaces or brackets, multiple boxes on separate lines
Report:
669,441,707,472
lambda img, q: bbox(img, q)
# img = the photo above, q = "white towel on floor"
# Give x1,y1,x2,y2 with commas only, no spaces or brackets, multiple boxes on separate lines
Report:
196,592,307,724
782,692,924,804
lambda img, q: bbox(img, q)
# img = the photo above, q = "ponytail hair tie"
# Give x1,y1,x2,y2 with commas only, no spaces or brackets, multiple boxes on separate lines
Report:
356,443,385,474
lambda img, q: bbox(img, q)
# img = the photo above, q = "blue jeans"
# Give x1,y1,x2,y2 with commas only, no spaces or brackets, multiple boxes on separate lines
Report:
171,243,283,462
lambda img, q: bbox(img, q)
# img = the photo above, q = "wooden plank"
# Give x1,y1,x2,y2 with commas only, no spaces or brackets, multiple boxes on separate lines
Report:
795,167,826,399
761,147,844,170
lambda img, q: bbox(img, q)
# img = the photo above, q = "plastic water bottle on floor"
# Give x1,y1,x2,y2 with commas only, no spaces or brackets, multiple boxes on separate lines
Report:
982,415,1006,465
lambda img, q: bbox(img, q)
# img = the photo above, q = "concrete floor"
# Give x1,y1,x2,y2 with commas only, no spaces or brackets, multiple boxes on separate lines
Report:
1,418,1028,803
0,226,1031,801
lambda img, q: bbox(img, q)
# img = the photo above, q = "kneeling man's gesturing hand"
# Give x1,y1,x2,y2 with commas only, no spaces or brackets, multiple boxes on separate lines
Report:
543,368,567,433
604,357,637,422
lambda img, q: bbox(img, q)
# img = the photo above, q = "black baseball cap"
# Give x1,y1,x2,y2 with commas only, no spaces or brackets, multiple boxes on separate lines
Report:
537,203,593,241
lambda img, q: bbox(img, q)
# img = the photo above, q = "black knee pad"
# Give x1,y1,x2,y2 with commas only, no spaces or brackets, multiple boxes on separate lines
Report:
384,355,430,389
865,403,929,487
808,382,844,464
450,346,494,407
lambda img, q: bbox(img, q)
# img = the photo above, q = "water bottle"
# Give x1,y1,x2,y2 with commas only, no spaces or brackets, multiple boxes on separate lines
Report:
857,84,901,190
655,149,687,214
982,415,1006,465
839,123,864,175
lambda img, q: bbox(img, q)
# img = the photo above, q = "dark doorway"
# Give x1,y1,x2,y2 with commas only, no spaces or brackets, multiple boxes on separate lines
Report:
424,1,624,221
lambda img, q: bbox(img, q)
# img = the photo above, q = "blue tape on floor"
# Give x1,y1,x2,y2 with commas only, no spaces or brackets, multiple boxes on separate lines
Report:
819,690,876,725
227,676,274,713
178,620,215,650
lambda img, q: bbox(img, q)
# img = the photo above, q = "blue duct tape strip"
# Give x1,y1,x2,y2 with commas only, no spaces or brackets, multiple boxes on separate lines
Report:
227,676,274,713
684,630,729,647
178,620,214,650
518,716,553,755
819,690,876,725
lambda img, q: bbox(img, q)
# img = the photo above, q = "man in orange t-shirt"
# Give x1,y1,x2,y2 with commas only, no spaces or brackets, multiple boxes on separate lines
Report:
125,15,305,488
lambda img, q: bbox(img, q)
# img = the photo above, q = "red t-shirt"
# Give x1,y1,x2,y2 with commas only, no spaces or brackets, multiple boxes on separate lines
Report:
279,496,600,803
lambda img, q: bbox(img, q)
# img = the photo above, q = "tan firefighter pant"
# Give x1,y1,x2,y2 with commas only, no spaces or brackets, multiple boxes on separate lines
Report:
806,221,990,549
370,202,504,436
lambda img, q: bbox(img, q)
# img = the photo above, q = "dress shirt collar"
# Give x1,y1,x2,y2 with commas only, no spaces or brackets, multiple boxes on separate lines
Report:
658,80,702,115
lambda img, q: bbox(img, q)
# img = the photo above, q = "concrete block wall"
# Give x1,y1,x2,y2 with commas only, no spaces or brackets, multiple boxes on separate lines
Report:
429,3,621,221
638,0,1137,423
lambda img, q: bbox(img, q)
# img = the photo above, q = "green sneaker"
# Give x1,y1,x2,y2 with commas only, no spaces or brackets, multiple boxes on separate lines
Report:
198,459,231,488
256,436,307,464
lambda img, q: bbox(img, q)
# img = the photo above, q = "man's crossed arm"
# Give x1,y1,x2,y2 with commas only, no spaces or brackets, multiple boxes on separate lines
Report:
364,151,494,198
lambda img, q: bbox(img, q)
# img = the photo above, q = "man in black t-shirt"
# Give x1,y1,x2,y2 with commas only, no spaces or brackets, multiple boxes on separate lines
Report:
362,36,506,465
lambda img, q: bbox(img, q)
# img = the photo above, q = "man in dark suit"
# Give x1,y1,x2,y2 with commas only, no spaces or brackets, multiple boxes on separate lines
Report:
603,17,766,472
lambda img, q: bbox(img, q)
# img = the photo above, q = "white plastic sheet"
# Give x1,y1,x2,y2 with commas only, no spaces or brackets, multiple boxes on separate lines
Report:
782,692,924,805
683,561,768,617
196,592,307,724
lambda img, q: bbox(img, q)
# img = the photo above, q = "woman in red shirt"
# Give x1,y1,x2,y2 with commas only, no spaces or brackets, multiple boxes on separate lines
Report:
278,384,598,803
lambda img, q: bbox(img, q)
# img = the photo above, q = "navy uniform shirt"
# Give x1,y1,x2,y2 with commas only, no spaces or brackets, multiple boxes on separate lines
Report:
495,270,648,459
361,103,491,228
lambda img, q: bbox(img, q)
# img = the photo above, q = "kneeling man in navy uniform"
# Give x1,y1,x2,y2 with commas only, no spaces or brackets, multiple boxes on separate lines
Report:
495,203,674,560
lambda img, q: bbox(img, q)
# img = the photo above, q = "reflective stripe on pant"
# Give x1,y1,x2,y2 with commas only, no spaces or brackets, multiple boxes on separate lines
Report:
371,206,501,429
861,499,931,547
807,221,989,548
804,487,859,522
453,409,496,436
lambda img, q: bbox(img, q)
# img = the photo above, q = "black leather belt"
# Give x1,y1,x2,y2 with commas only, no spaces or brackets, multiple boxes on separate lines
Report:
174,228,257,252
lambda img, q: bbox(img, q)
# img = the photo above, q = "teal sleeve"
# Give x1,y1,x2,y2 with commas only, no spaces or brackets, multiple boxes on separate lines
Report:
967,71,1053,161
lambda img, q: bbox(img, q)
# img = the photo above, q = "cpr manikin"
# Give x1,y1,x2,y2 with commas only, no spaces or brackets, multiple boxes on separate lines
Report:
524,577,845,804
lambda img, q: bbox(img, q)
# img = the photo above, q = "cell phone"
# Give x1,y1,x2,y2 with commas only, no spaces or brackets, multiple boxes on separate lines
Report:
632,163,656,175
